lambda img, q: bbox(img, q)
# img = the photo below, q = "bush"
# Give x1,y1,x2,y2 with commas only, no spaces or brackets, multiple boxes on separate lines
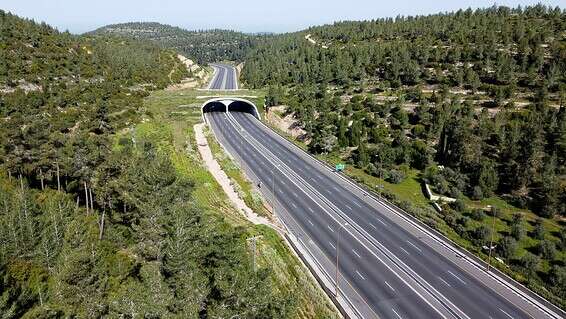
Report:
510,223,525,241
470,209,486,221
558,228,566,251
498,236,517,261
533,218,545,240
412,124,426,138
520,253,540,279
471,185,484,200
451,199,467,213
510,212,524,240
387,169,405,184
457,216,470,228
549,266,566,289
471,225,491,245
537,240,556,260
443,210,458,227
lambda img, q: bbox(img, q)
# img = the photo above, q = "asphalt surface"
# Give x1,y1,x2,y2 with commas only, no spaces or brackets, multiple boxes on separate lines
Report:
208,63,237,90
205,109,563,319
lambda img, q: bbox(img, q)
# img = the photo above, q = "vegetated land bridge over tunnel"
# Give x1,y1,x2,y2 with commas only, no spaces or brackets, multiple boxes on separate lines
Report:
202,97,261,123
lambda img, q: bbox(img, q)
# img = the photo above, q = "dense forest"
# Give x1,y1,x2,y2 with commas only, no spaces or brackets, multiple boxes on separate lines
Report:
244,5,566,307
90,22,261,64
0,11,295,317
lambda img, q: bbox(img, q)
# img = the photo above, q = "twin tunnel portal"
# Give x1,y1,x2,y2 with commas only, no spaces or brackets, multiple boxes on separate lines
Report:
201,97,261,122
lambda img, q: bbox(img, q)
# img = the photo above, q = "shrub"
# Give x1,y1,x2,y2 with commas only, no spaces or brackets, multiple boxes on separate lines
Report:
451,199,467,213
470,209,486,221
387,169,405,184
533,218,545,240
537,240,556,260
457,216,470,228
471,185,483,200
520,252,540,279
558,228,566,251
471,225,491,245
498,236,517,261
443,210,458,227
412,124,426,138
510,223,525,241
549,266,566,289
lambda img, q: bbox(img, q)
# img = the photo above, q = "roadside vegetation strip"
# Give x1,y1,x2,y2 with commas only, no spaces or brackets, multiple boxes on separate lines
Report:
141,85,339,318
203,126,272,219
264,109,563,311
194,122,271,225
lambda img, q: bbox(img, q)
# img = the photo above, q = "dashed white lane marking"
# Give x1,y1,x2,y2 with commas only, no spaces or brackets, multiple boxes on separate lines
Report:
281,180,286,185
391,307,403,319
437,276,452,287
308,219,314,227
499,308,514,319
352,249,361,259
308,207,314,213
376,218,388,226
356,270,365,280
384,280,396,292
345,204,353,211
447,270,467,285
406,240,422,252
327,225,334,232
369,223,377,230
329,242,336,250
292,191,299,197
400,247,411,255
333,186,340,191
291,202,297,209
353,201,362,208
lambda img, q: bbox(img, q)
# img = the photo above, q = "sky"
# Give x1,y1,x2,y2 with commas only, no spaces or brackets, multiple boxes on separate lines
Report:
2,0,565,34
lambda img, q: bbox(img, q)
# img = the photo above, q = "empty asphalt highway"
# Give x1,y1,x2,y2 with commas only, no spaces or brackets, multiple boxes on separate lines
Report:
205,109,566,319
208,63,238,90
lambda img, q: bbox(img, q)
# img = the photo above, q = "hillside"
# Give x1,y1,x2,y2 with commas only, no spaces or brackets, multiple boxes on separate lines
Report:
90,22,260,64
244,5,566,308
0,11,335,318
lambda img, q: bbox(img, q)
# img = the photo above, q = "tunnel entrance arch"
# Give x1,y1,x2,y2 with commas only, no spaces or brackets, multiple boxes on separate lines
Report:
202,101,227,113
201,97,261,123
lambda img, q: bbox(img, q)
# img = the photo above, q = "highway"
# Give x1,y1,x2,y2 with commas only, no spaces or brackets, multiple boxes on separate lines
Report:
208,63,238,90
206,109,565,319
202,61,563,319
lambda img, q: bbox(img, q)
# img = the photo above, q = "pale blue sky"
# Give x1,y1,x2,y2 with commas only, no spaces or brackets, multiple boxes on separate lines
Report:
2,0,565,34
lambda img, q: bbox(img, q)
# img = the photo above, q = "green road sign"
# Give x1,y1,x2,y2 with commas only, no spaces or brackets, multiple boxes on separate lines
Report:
335,163,345,171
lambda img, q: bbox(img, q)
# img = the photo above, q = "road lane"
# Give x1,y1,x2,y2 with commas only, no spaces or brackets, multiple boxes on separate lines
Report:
230,111,534,318
208,112,447,319
208,63,237,90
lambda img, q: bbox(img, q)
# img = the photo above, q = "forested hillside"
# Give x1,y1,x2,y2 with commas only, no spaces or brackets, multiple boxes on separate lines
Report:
90,22,260,64
243,5,566,307
0,11,299,317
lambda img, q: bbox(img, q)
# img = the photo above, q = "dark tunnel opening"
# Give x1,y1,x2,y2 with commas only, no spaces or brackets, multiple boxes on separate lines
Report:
202,101,227,113
228,100,259,118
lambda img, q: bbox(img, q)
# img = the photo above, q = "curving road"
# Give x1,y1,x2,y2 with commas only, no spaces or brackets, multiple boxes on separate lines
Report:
208,63,238,90
206,109,565,319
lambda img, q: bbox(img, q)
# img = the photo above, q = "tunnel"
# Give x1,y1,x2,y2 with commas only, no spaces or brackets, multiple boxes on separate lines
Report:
201,97,261,123
228,100,260,118
202,101,227,113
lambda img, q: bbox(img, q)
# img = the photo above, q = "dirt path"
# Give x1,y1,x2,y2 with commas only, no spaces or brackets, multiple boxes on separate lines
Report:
193,123,273,226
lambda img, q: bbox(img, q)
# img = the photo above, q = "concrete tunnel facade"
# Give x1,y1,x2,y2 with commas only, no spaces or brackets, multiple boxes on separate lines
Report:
201,97,261,123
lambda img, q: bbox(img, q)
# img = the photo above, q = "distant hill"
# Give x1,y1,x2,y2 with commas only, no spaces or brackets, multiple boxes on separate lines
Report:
90,22,262,64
